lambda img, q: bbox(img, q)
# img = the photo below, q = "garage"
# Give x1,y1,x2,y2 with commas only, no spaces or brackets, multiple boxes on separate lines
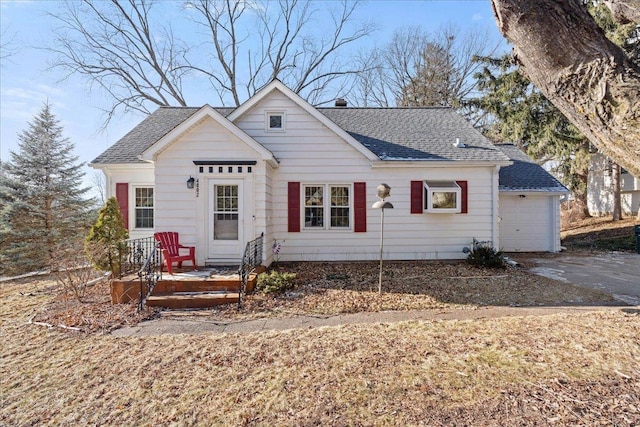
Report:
496,144,569,253
500,194,560,252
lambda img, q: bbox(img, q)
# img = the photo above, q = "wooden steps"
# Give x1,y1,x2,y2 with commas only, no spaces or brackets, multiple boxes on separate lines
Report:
144,269,263,309
146,292,240,309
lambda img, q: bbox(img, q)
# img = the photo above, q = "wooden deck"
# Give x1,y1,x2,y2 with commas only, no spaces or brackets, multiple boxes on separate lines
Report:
110,266,265,309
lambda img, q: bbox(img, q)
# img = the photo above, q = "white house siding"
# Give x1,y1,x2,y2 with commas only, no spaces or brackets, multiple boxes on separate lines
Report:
154,117,267,265
233,90,498,262
499,193,561,252
588,153,640,215
102,165,155,241
263,163,276,265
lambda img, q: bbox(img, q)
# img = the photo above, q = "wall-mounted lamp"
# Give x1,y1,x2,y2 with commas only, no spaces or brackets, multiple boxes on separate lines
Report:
186,176,195,189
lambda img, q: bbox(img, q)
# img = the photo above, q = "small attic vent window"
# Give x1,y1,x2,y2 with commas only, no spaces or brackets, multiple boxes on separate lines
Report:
424,181,461,213
266,112,285,132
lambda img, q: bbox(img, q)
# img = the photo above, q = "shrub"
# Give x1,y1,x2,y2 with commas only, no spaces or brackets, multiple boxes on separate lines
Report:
51,242,101,302
85,197,129,275
467,240,506,269
256,270,297,294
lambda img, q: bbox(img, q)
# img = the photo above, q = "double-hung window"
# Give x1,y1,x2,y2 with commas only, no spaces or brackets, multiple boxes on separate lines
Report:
304,184,350,229
134,187,154,228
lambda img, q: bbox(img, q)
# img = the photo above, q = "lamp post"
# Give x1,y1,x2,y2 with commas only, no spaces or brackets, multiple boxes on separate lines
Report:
372,184,393,294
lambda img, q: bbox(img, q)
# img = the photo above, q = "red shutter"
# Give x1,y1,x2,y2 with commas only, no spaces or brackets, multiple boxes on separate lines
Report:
456,180,468,214
288,182,300,232
353,182,367,232
115,183,129,229
410,181,423,214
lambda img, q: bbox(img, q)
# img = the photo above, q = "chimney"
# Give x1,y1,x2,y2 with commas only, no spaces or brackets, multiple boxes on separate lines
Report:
335,98,347,107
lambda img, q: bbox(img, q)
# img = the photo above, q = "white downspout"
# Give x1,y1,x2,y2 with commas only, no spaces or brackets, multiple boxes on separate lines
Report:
492,165,500,250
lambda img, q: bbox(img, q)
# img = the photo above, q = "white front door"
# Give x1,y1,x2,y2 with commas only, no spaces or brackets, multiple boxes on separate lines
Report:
208,179,244,260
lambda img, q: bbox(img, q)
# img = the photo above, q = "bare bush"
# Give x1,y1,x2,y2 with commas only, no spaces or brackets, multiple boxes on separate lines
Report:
52,243,106,302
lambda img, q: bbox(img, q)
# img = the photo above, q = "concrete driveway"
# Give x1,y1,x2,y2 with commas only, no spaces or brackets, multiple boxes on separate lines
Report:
526,252,640,306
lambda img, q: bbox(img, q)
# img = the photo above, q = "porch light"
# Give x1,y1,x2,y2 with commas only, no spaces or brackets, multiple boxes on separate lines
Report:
372,183,393,294
186,176,195,189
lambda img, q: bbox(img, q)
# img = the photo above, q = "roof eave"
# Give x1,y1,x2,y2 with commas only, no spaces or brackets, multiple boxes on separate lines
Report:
371,159,513,168
499,188,570,195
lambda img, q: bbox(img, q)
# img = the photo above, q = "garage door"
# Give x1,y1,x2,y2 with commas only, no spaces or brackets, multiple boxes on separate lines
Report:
500,195,553,252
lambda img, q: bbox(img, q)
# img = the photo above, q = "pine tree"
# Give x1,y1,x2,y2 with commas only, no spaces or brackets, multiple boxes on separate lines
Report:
0,103,93,275
467,55,592,218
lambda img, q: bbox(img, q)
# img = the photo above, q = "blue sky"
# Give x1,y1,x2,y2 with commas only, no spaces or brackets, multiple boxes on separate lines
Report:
0,0,507,197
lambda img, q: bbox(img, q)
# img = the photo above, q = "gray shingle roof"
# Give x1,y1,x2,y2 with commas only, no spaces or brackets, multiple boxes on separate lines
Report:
496,144,569,192
92,105,510,164
319,107,511,162
90,107,234,164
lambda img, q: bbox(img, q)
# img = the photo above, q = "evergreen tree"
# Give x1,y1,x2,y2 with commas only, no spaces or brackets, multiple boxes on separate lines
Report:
85,197,129,274
467,55,592,218
0,103,93,275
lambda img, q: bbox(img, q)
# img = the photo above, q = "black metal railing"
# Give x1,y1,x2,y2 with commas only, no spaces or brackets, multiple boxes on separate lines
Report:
137,241,162,311
115,236,159,278
238,232,264,309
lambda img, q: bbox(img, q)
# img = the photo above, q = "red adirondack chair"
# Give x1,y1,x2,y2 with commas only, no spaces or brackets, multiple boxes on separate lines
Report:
154,232,197,275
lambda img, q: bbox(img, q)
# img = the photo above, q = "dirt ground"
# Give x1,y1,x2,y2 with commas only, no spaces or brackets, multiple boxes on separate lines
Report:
561,216,638,252
29,259,618,331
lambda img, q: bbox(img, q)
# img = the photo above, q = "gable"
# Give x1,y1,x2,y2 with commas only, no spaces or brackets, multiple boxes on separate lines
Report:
140,105,278,166
228,80,379,162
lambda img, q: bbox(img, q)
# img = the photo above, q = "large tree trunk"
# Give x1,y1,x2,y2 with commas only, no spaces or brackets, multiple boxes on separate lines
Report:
490,0,640,179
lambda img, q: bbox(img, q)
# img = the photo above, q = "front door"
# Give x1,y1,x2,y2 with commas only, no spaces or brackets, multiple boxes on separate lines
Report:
208,180,244,260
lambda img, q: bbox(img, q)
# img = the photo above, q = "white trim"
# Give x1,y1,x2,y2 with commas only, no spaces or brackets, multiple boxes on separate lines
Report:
424,181,461,213
207,178,246,260
132,185,155,230
265,111,286,132
140,105,279,167
499,190,569,195
372,160,513,168
302,183,353,231
227,80,379,162
88,163,154,171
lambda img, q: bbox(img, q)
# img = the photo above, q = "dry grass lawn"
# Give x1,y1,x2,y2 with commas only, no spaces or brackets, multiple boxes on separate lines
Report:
2,274,639,426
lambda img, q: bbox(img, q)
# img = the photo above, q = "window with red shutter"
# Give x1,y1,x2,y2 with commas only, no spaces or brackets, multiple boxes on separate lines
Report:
354,182,366,232
410,181,423,214
288,182,300,232
456,180,468,214
115,183,129,229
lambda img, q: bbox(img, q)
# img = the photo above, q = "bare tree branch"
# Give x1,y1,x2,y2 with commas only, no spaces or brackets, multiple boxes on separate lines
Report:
48,0,190,127
0,28,18,63
48,0,374,122
353,24,499,108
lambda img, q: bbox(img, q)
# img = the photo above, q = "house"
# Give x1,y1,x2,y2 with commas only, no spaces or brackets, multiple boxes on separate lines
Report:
587,153,640,216
90,80,568,267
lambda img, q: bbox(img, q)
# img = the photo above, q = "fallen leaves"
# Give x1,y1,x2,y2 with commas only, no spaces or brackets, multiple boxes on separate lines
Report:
1,275,638,426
